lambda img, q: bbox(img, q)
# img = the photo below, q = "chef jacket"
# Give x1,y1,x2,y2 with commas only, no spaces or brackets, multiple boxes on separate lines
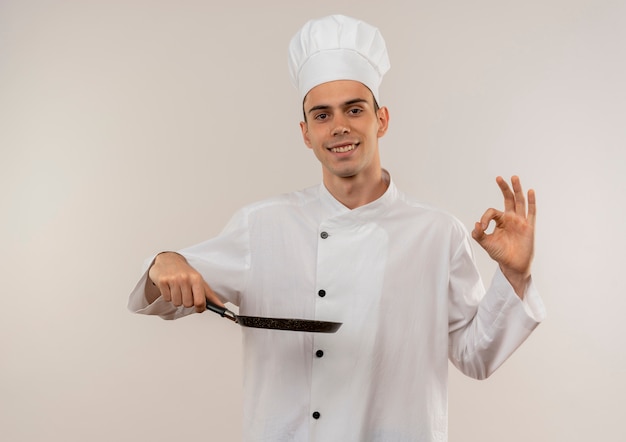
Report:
128,171,545,442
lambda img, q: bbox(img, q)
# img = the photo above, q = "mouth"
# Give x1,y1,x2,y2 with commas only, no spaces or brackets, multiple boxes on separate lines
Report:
328,143,358,153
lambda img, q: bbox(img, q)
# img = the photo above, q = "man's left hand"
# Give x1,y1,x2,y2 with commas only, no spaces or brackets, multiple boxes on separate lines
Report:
472,175,536,298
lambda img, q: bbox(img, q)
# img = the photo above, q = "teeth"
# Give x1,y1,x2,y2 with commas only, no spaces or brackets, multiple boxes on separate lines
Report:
330,144,356,153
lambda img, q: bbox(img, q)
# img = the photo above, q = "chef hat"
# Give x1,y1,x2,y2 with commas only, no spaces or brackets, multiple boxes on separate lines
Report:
288,14,390,103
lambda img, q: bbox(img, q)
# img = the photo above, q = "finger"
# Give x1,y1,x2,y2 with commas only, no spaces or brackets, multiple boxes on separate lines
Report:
203,281,224,308
181,282,194,308
471,221,486,242
496,176,515,213
511,175,527,217
527,188,537,227
190,278,224,313
159,282,172,303
478,207,502,231
169,283,182,306
191,279,211,313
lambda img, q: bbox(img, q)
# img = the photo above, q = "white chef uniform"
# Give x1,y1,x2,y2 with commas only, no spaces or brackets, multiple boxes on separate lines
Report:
128,171,545,441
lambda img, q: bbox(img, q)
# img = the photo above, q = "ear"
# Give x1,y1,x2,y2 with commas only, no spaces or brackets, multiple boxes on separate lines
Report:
299,121,313,149
376,106,390,137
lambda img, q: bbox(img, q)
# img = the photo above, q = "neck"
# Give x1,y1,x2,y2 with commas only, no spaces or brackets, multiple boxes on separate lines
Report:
323,168,390,209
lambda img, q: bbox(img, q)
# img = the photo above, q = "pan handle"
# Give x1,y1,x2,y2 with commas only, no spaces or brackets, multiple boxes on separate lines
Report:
205,300,238,323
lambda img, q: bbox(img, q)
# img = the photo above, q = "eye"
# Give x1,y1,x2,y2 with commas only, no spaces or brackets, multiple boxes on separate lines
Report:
314,113,328,121
348,107,363,116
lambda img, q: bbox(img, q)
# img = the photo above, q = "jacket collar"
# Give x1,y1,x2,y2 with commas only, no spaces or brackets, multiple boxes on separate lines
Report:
319,169,397,221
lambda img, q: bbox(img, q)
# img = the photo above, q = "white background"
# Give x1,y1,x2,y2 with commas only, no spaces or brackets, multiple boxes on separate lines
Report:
2,0,625,440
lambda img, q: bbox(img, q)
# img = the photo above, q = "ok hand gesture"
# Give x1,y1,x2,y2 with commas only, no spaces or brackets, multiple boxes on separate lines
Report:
471,176,536,298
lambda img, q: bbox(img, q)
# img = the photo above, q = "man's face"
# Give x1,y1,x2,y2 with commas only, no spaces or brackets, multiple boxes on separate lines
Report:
300,80,389,183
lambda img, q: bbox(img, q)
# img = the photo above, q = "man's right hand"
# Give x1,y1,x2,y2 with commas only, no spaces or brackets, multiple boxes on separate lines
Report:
146,251,224,313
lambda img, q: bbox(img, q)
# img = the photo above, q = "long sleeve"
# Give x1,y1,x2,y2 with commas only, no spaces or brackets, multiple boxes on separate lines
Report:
127,208,251,319
447,233,546,379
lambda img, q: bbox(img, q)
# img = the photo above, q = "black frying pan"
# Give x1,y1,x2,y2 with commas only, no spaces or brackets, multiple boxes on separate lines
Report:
205,300,342,333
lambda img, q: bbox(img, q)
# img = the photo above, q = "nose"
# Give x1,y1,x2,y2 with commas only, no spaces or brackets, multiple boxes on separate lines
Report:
332,115,350,136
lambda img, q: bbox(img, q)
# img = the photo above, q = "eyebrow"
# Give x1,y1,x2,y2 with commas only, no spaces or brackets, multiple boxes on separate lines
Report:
306,98,370,116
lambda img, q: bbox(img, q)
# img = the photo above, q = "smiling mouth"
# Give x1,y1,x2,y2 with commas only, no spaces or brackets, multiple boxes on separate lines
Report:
329,143,357,153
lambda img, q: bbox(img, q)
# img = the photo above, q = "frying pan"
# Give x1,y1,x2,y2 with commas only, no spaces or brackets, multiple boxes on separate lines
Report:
205,300,342,333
